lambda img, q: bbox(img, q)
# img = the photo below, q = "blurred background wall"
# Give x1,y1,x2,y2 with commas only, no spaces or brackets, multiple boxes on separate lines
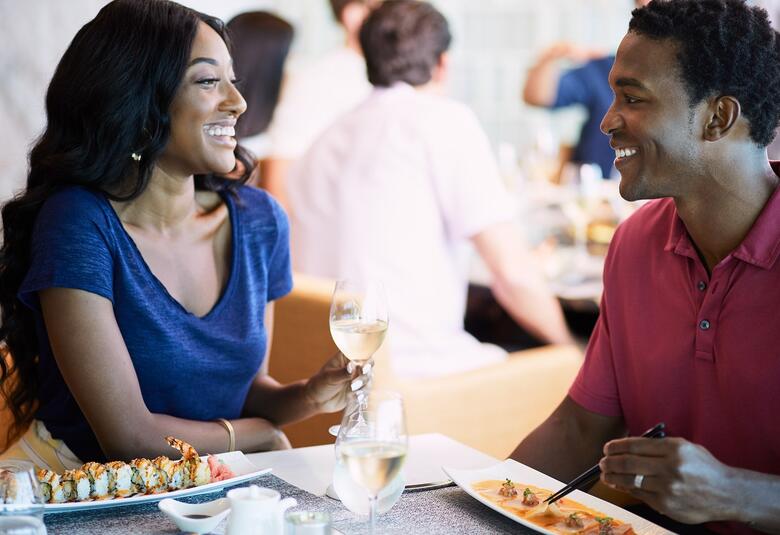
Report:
1,0,773,203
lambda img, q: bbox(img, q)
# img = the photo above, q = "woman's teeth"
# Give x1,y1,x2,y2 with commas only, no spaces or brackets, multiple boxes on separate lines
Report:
204,125,235,137
616,147,638,159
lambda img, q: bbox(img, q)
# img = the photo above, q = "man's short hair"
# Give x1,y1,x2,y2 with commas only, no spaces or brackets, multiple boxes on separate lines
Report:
359,0,451,87
630,0,780,147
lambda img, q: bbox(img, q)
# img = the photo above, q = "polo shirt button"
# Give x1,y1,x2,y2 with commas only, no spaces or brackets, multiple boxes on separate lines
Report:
697,281,707,291
699,319,711,330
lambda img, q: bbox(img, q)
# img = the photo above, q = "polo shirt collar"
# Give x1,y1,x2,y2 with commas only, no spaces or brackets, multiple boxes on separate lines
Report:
664,161,780,269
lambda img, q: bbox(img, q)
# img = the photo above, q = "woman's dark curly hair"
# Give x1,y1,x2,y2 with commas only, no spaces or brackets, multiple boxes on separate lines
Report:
630,0,780,147
0,0,252,445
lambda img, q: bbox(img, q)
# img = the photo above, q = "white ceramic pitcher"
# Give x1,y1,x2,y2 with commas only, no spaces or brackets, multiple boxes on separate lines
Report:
225,485,297,535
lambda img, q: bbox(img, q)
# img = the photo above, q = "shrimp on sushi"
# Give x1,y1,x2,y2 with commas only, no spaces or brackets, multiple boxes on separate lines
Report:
165,436,210,486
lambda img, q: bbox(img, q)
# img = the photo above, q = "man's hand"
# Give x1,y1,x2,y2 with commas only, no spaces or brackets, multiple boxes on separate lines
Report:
600,437,735,524
303,353,366,413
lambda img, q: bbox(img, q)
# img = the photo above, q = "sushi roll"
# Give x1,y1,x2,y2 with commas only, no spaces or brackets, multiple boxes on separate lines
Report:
164,436,210,488
130,458,162,494
191,457,210,487
153,456,183,491
81,462,109,499
105,461,134,498
61,469,91,502
37,468,67,503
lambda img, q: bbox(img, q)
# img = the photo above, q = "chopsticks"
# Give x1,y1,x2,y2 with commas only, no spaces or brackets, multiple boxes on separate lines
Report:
544,422,666,505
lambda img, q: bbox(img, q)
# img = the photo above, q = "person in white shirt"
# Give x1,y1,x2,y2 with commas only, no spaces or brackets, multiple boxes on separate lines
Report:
262,0,374,210
288,0,573,378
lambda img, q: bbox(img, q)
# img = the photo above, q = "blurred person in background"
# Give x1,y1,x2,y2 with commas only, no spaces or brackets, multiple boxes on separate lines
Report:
522,0,651,180
261,0,375,211
512,1,780,532
227,11,294,181
0,0,358,469
288,0,573,379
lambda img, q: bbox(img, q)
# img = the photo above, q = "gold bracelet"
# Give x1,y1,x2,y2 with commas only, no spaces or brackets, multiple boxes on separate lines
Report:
216,418,235,452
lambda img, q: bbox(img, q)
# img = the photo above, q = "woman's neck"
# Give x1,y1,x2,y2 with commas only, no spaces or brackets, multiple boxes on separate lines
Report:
111,167,202,234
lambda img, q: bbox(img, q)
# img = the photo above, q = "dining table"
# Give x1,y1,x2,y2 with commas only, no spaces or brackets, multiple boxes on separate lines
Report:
42,433,543,534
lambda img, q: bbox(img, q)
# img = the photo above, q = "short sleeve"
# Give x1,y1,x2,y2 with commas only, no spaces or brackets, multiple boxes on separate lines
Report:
19,188,115,311
266,198,293,302
568,245,623,417
552,66,590,108
429,104,515,240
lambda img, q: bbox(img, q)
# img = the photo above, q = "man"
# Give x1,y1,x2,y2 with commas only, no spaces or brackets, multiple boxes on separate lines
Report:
261,0,374,211
288,0,572,378
512,1,780,533
522,0,650,179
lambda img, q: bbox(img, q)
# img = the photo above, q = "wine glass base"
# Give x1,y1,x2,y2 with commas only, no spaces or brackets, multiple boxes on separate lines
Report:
325,483,340,500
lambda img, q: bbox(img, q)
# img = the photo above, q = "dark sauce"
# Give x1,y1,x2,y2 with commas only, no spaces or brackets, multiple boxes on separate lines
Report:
183,514,211,519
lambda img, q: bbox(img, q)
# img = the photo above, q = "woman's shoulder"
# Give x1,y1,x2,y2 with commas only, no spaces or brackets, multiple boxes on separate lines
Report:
36,186,112,229
233,184,288,226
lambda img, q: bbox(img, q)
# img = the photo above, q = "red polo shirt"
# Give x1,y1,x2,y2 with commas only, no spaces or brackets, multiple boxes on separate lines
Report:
570,163,780,534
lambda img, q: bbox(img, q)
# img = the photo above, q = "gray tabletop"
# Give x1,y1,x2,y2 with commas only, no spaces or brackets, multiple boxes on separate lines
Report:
43,474,534,534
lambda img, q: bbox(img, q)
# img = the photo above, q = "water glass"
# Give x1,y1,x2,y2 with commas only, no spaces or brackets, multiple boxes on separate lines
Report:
0,461,46,534
284,511,331,535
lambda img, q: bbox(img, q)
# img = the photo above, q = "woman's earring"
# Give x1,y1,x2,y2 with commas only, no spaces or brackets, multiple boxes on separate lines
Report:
131,152,141,162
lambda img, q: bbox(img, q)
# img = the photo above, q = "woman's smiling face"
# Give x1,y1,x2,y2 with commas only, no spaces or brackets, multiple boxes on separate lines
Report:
158,22,247,178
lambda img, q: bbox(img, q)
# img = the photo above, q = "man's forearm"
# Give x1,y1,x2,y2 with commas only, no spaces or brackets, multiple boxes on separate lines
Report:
731,466,780,533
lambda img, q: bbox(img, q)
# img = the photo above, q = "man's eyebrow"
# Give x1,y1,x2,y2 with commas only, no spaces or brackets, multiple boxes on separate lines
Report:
615,77,647,90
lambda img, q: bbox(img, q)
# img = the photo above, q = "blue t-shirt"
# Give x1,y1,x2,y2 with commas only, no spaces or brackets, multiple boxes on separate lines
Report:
19,185,293,462
552,55,615,179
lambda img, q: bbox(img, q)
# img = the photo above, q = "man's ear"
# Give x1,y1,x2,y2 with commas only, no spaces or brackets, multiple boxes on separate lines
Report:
703,95,741,142
431,51,450,84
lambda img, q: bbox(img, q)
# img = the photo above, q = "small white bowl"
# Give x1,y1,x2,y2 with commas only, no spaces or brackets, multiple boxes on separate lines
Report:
158,497,231,534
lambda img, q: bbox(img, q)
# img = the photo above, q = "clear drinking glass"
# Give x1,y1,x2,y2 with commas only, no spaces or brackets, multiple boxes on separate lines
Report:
335,390,407,534
0,461,46,535
329,280,388,433
284,510,331,535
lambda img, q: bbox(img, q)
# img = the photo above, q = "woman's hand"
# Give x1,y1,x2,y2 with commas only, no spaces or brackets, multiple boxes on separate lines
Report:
303,353,366,413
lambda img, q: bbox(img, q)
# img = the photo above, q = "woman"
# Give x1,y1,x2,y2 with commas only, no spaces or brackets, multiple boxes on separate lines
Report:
0,0,354,470
227,11,294,165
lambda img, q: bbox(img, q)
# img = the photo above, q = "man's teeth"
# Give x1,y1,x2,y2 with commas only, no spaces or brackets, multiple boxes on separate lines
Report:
204,125,235,137
616,147,638,159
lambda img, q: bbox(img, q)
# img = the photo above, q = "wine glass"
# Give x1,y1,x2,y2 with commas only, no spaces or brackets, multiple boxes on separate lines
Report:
0,461,46,535
328,280,388,432
335,390,407,534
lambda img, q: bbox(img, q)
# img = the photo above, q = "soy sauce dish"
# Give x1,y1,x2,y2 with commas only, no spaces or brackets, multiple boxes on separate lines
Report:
158,497,230,534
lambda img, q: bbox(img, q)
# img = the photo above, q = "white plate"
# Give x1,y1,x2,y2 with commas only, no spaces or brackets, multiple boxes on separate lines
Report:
442,459,672,535
44,451,271,513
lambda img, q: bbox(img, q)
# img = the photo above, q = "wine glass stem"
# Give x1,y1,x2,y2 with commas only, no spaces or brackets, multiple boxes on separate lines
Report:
368,494,378,534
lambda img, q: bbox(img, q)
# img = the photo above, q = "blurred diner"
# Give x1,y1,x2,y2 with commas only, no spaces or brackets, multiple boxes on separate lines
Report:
226,11,294,177
261,0,375,211
287,0,573,379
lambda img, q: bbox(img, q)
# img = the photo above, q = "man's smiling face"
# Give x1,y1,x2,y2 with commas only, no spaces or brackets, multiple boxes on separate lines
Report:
601,32,709,202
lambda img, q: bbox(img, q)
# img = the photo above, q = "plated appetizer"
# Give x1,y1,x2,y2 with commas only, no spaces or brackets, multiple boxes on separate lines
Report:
472,479,634,535
33,436,235,504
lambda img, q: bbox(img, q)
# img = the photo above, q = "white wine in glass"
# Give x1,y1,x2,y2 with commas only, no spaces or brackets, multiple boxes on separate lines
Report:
329,319,388,365
336,390,407,534
329,280,389,366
